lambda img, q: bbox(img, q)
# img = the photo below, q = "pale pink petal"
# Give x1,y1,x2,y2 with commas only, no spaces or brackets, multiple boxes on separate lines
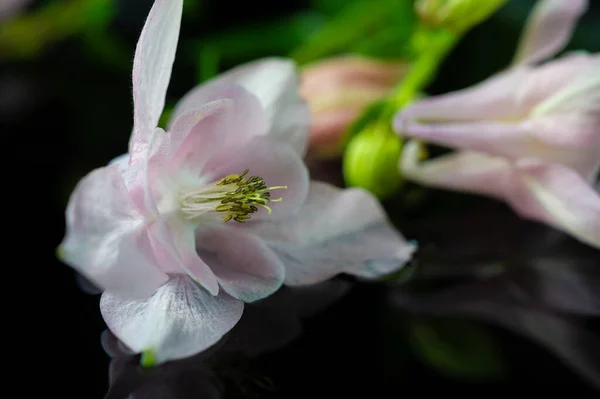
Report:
129,0,183,163
203,137,310,220
400,141,514,199
529,67,600,149
396,68,532,124
59,164,168,299
243,182,416,285
195,226,285,302
513,0,588,65
173,58,310,155
167,85,268,176
148,217,220,295
510,159,600,249
400,119,563,161
100,276,244,365
396,53,595,127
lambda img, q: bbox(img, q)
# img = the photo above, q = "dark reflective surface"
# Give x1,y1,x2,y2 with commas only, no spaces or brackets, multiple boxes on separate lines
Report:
94,196,600,399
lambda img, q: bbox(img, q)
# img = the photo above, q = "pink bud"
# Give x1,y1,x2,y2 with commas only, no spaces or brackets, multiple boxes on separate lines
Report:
299,56,407,159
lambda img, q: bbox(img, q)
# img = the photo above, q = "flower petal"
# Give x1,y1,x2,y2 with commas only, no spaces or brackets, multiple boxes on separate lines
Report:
395,68,532,124
529,65,600,149
100,276,244,365
195,226,285,302
148,217,220,295
167,85,268,176
129,0,183,163
511,159,600,249
400,119,564,161
513,0,588,65
173,58,309,155
245,181,416,285
400,141,513,199
59,163,168,298
203,137,310,220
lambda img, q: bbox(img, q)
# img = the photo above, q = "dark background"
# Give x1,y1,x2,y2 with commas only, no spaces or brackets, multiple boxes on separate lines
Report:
6,0,599,397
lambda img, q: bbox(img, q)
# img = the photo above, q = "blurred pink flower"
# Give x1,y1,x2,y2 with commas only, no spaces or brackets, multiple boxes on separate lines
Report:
394,0,600,249
59,0,415,364
300,56,407,159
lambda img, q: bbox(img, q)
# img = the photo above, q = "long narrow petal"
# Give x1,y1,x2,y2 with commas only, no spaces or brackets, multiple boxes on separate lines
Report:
195,226,285,303
244,181,416,285
172,58,310,155
203,137,310,220
100,276,244,365
513,0,588,65
395,68,531,124
511,159,600,249
400,119,563,161
400,141,513,199
59,164,168,298
129,0,183,163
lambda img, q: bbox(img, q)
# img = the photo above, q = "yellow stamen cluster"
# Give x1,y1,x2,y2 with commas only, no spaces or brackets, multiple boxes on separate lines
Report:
178,169,287,223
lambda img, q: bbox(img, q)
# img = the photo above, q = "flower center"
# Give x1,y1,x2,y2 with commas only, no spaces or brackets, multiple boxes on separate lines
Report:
178,169,287,223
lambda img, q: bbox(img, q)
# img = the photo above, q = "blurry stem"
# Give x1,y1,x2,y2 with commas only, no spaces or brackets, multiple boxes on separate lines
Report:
377,27,458,127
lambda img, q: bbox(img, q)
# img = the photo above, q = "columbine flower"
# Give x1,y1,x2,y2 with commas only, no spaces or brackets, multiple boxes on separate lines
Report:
394,0,600,249
59,0,416,365
299,56,407,159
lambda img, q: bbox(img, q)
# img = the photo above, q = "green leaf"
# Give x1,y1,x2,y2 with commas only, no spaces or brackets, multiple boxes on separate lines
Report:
409,318,505,379
291,0,416,65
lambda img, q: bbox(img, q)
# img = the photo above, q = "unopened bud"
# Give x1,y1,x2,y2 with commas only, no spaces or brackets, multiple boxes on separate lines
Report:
300,56,407,159
343,123,404,200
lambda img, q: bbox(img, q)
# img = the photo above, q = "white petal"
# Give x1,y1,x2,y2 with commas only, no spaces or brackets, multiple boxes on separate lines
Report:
245,181,416,285
100,276,244,365
513,0,588,65
60,163,168,299
512,159,600,249
400,141,514,199
129,0,183,162
173,58,310,155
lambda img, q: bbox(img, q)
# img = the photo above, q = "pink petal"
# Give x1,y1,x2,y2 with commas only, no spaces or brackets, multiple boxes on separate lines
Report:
195,226,285,302
172,58,310,155
510,159,600,249
529,64,600,149
148,217,220,295
400,141,514,199
396,68,532,124
100,276,244,365
400,119,563,161
513,0,588,65
129,0,183,164
396,53,595,128
244,181,416,285
59,163,168,299
167,85,268,176
204,137,310,220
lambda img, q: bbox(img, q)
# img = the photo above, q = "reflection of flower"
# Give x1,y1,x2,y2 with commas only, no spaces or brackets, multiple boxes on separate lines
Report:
104,281,352,399
59,0,415,365
395,0,600,249
300,56,407,159
391,200,600,388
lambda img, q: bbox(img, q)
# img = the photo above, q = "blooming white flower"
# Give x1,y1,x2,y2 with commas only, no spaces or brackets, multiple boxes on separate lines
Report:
59,0,416,364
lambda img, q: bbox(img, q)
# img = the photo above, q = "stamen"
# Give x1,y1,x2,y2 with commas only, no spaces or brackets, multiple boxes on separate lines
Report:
178,169,287,223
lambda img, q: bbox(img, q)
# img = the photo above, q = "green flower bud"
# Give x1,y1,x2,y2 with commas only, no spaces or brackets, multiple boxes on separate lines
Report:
343,123,404,200
415,0,507,33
